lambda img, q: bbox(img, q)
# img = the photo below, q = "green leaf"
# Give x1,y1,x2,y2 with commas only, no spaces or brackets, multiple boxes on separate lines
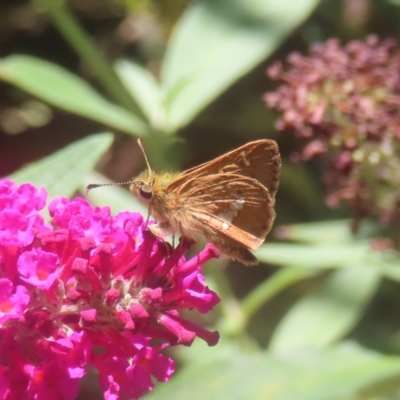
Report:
115,60,164,129
256,243,369,269
275,220,353,244
373,251,400,283
36,0,140,113
0,55,150,137
242,267,319,322
162,0,320,132
82,171,148,216
145,343,400,400
8,133,113,202
275,219,380,244
270,267,381,351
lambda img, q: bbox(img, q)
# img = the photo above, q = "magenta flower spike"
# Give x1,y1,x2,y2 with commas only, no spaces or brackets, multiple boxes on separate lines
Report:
0,180,220,400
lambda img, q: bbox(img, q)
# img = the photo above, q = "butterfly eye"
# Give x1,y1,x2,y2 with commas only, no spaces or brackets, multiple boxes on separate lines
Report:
139,184,153,199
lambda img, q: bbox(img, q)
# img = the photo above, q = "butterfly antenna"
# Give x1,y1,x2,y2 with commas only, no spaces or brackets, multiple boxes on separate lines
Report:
87,139,151,197
137,139,152,177
86,180,134,197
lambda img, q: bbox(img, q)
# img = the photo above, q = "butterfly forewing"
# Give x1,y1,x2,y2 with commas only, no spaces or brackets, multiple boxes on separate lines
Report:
168,140,281,200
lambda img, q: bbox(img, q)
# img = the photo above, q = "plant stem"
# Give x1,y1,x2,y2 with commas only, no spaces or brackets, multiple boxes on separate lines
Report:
35,0,143,116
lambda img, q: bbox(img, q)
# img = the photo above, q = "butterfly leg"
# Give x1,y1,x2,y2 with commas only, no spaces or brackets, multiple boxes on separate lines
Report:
148,222,171,239
181,223,200,263
145,213,151,228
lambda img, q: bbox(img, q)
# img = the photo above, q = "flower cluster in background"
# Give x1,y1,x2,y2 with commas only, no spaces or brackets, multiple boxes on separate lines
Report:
0,180,220,400
265,35,400,227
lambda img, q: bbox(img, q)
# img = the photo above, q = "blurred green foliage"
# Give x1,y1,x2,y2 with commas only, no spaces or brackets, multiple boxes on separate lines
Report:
2,0,400,399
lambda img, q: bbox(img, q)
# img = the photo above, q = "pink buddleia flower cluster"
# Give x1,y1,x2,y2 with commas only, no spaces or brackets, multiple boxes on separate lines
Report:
0,179,220,400
264,35,400,227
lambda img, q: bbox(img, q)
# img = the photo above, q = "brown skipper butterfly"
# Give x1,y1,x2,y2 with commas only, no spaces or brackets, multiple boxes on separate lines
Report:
87,140,281,265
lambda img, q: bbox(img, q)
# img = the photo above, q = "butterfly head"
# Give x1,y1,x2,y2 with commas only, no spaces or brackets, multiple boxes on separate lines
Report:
130,170,155,206
130,170,181,207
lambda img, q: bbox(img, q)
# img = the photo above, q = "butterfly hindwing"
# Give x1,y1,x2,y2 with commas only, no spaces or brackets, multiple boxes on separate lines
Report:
187,212,259,265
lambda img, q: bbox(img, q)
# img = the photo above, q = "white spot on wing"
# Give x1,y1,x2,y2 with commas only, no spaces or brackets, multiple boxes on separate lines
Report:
218,209,236,222
240,151,251,167
222,222,229,230
218,198,245,222
230,198,245,211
